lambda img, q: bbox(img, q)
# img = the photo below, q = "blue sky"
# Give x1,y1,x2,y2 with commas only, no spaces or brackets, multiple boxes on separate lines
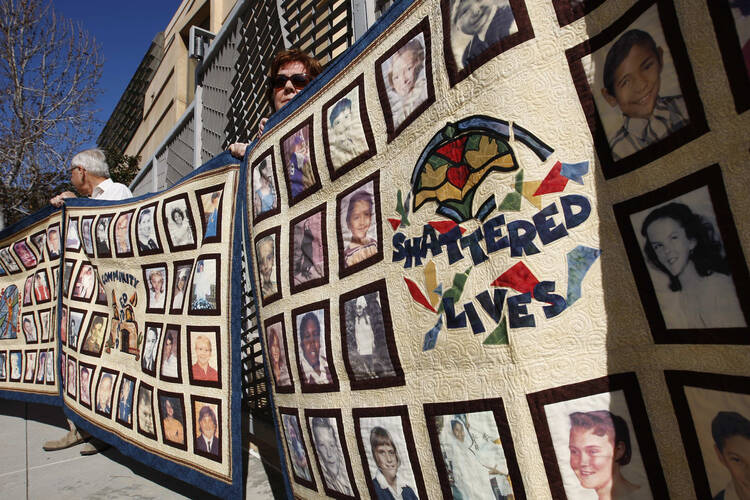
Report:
52,1,179,143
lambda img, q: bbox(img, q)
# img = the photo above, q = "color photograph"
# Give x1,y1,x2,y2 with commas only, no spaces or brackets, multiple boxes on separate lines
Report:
290,205,328,293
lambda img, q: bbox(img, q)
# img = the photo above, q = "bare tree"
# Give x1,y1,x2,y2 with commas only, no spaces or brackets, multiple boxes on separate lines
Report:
0,0,102,227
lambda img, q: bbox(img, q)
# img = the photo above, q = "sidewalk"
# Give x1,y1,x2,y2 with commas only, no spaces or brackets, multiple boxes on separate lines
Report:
0,400,274,499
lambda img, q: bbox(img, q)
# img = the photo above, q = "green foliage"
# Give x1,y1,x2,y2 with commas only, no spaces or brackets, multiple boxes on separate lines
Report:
103,147,141,186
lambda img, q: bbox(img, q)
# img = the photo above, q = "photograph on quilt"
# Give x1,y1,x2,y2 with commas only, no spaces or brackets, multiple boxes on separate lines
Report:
264,316,293,393
21,313,37,343
35,351,46,384
187,327,220,386
294,304,338,391
159,325,181,382
188,255,219,314
9,351,22,381
65,356,76,396
136,204,163,254
137,382,156,438
72,264,96,301
163,194,197,250
553,0,607,26
34,270,51,304
707,0,750,112
251,150,280,223
141,323,162,375
0,285,19,339
94,214,112,258
143,265,168,313
38,309,51,342
336,174,382,277
666,371,750,500
95,370,117,417
280,409,315,488
81,216,94,256
78,363,93,408
45,349,54,385
116,375,136,428
0,351,5,381
192,397,221,460
306,412,358,498
62,259,75,297
22,276,33,306
113,210,134,257
30,230,46,262
255,228,281,305
24,350,36,382
197,185,224,243
13,239,37,269
80,313,107,357
0,247,20,273
65,217,81,252
46,223,61,259
159,391,187,450
290,205,328,293
281,118,321,205
169,261,193,314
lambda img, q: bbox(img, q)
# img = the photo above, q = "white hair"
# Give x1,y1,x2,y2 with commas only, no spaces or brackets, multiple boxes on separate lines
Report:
71,148,110,178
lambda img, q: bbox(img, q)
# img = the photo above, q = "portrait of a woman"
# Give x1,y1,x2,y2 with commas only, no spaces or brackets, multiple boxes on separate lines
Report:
342,189,378,268
267,324,291,387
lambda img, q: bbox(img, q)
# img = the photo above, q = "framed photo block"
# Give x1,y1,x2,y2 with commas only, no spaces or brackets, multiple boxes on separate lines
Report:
33,269,51,305
45,348,55,385
68,308,87,350
279,407,316,490
706,0,750,113
353,405,428,500
195,184,224,244
116,374,136,429
136,202,163,255
305,409,359,499
441,0,534,86
280,116,322,206
94,369,118,419
423,398,526,500
188,254,221,315
336,172,383,278
136,381,157,439
191,395,222,462
159,324,182,383
169,259,194,314
113,210,135,258
254,226,282,306
526,372,669,500
158,390,188,451
9,350,22,382
80,216,95,257
250,147,281,224
142,264,168,314
64,355,75,395
292,300,339,393
78,361,96,409
94,213,113,258
264,314,294,393
0,246,21,274
80,312,108,357
665,371,750,500
565,0,708,178
321,74,377,180
375,17,436,142
13,239,37,270
65,217,82,252
339,279,405,391
46,223,61,260
613,164,750,343
162,193,198,252
0,351,6,381
553,0,607,27
186,326,221,388
24,350,37,383
289,204,329,294
141,322,163,376
71,263,96,302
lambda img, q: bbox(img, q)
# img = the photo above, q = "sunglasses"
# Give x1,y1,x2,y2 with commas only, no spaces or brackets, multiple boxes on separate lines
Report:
270,73,310,90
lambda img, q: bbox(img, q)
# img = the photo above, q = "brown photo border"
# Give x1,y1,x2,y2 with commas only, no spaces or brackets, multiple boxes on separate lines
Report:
77,360,97,410
79,311,109,358
195,183,225,245
29,230,47,264
250,147,282,225
63,353,74,395
69,307,90,352
190,394,223,463
279,116,322,207
526,372,669,499
46,222,62,261
38,307,52,343
565,0,708,179
136,380,157,440
157,389,189,452
375,17,436,143
613,164,750,344
441,0,534,86
339,279,405,391
140,321,163,377
64,216,82,253
33,268,52,305
187,253,221,316
0,246,21,275
23,349,37,383
169,259,194,315
21,311,39,345
80,215,96,258
45,347,55,386
34,349,47,384
289,203,330,295
142,263,169,315
352,404,428,500
93,213,114,259
706,0,750,113
186,325,222,389
263,313,294,394
94,369,119,420
321,73,377,181
112,210,135,258
423,397,527,500
135,201,164,256
665,370,750,500
278,406,317,490
115,373,137,429
304,408,360,499
291,299,339,393
161,193,198,253
8,350,22,382
62,259,76,298
335,171,384,279
70,262,97,303
158,323,183,384
254,226,283,306
553,0,607,27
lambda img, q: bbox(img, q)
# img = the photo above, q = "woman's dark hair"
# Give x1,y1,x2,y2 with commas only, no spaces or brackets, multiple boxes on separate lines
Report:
641,202,729,291
266,49,322,110
569,410,632,465
171,207,184,224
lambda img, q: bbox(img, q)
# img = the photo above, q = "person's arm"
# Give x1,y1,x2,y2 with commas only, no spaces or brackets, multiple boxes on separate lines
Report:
228,117,269,159
50,191,77,207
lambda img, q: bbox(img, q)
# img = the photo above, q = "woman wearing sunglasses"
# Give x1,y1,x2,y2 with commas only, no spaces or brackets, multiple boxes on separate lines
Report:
230,49,322,159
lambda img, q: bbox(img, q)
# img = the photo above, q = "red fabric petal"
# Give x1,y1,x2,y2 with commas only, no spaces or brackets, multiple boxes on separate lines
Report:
436,136,468,164
404,277,437,312
428,221,466,234
533,161,569,196
491,262,539,296
388,218,401,230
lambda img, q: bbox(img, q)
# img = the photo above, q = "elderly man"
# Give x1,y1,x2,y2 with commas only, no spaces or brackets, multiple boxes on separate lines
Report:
229,49,322,159
45,148,132,455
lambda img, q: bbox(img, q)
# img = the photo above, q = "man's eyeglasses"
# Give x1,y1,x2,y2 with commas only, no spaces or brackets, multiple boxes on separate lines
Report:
270,73,310,91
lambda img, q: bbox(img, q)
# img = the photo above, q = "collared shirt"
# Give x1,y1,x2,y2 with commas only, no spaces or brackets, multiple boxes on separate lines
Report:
91,178,133,201
374,470,413,500
300,354,330,384
608,95,689,161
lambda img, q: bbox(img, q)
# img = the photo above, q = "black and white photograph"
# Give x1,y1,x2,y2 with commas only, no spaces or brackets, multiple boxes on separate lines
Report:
30,230,46,263
255,227,281,305
0,246,21,274
188,254,220,315
78,362,94,408
35,350,46,384
137,382,157,439
94,369,116,417
322,75,376,180
614,165,750,343
9,351,22,381
80,313,108,357
340,281,404,390
158,390,187,450
163,194,197,251
264,315,293,393
94,214,113,258
336,173,383,277
45,348,54,385
0,351,6,381
143,264,168,313
170,260,193,314
113,210,134,257
527,373,669,500
71,264,96,301
424,398,525,500
306,410,359,499
375,19,435,142
159,325,181,382
116,375,136,428
290,204,329,294
81,216,95,256
566,0,707,178
62,259,75,297
293,301,339,393
67,308,86,351
46,223,61,259
136,204,162,255
38,308,52,342
666,371,750,500
65,356,76,396
65,217,81,252
280,407,316,489
353,406,427,500
141,323,162,375
280,117,321,205
21,313,38,343
196,185,223,244
22,275,33,306
442,0,532,85
251,149,280,224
